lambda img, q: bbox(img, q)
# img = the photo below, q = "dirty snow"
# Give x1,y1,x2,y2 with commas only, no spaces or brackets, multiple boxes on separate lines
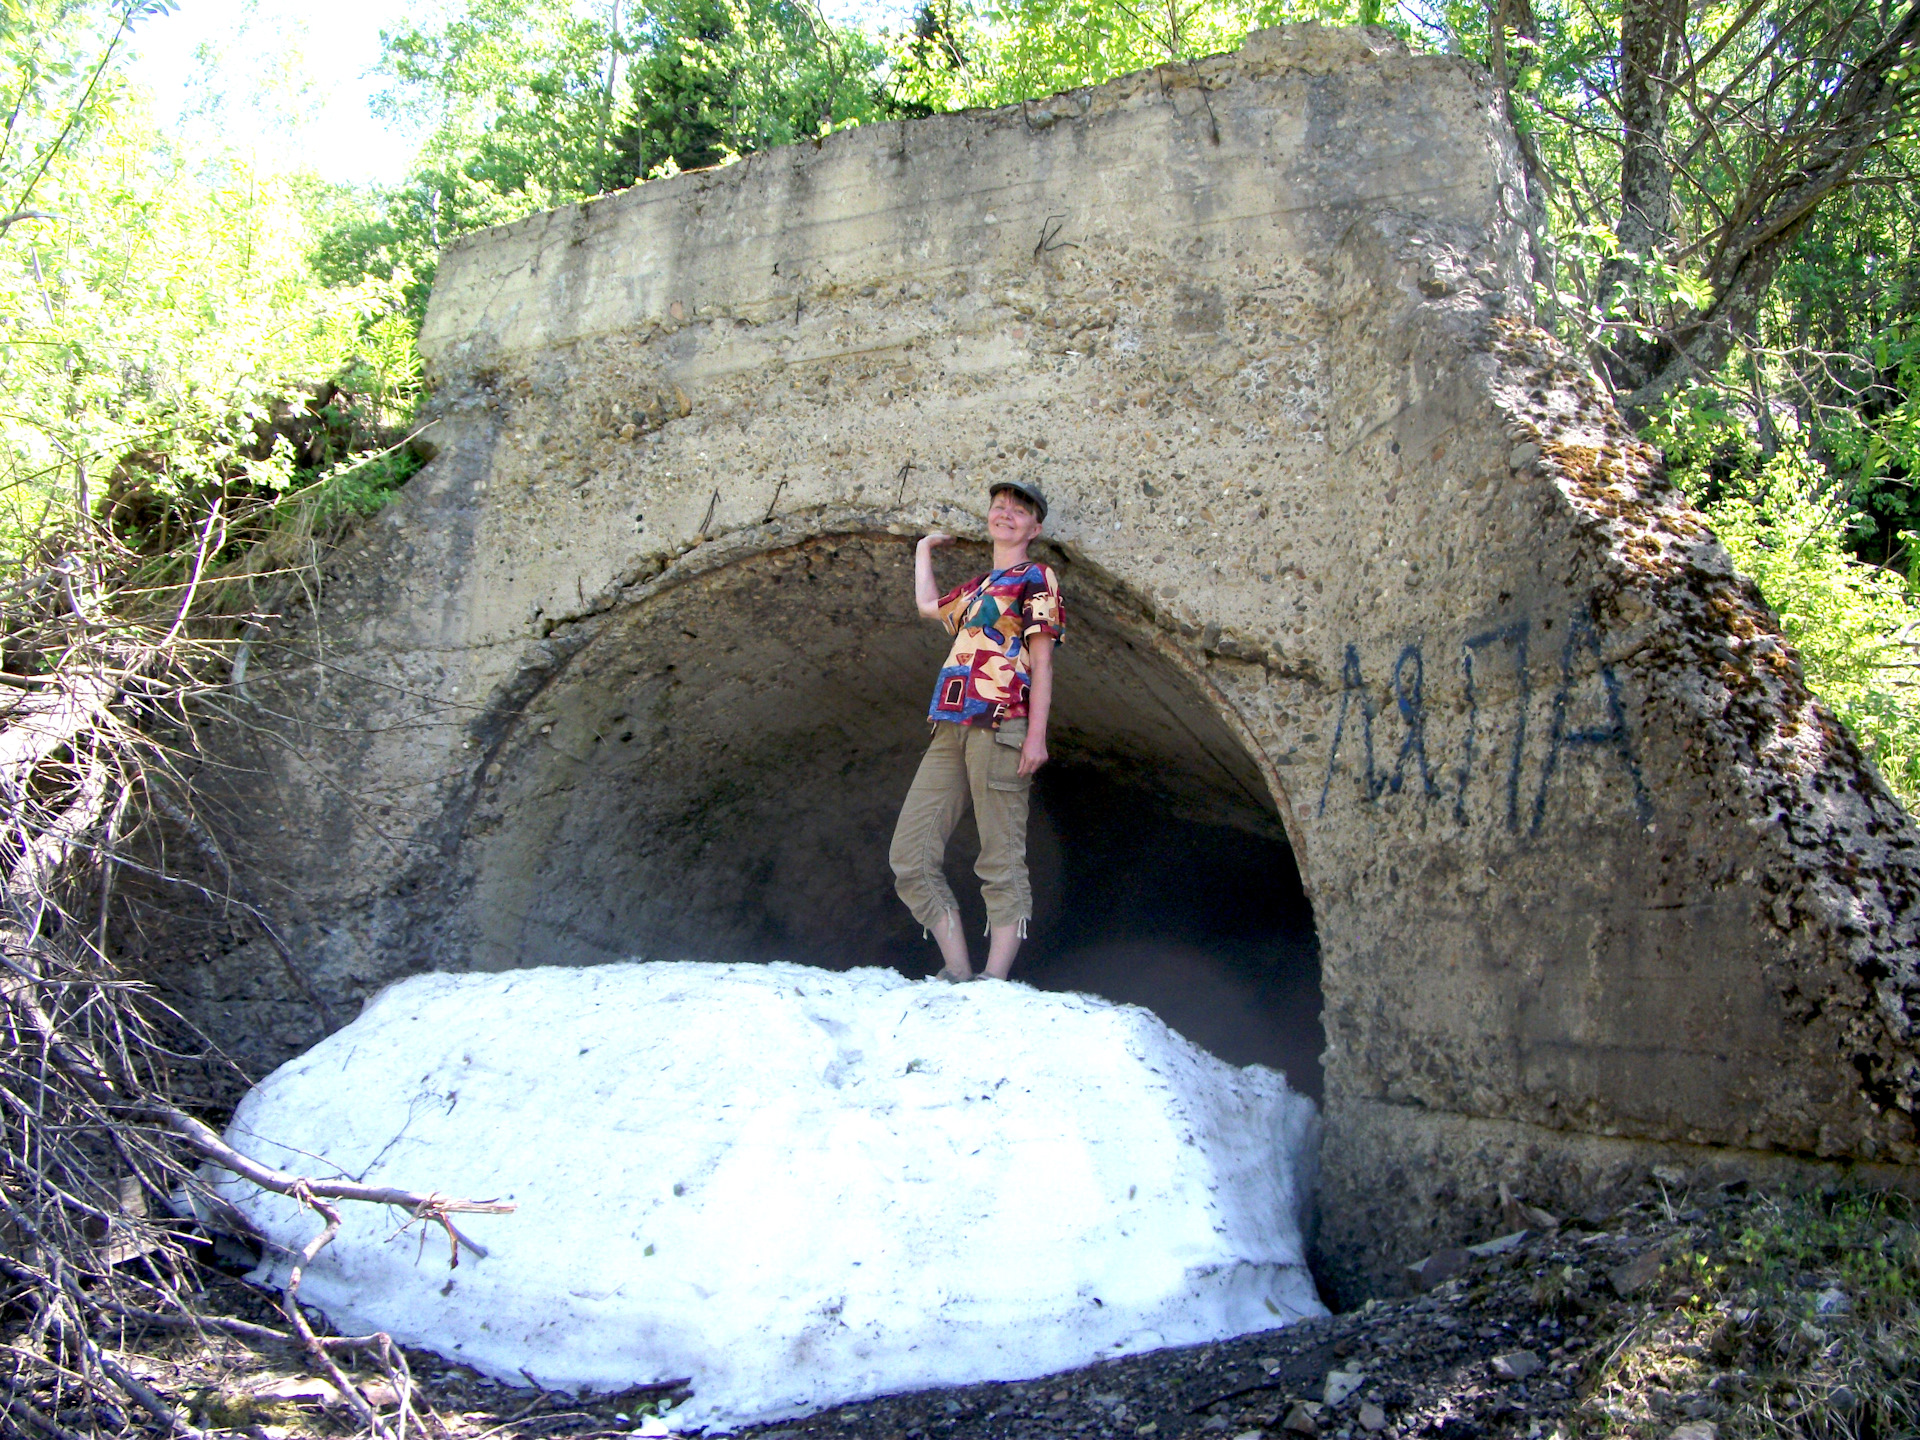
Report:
215,962,1323,1429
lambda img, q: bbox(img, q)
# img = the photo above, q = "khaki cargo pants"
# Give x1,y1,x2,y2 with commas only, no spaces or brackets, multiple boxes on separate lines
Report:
889,720,1032,934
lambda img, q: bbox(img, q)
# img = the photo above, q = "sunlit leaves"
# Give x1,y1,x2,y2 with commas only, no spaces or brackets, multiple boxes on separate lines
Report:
1667,269,1714,313
0,0,417,552
625,0,895,175
373,0,634,226
881,0,1376,111
0,0,173,219
1652,390,1920,807
321,0,895,318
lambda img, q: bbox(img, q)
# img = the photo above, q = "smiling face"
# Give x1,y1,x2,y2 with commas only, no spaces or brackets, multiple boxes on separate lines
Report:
988,488,1044,548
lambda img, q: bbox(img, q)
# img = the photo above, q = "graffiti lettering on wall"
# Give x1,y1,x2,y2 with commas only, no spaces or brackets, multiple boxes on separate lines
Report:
1317,613,1653,832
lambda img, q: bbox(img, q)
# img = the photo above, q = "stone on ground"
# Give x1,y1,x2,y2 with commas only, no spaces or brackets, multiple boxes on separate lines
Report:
214,962,1323,1428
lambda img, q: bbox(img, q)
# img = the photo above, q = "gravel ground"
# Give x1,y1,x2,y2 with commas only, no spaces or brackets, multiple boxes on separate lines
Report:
17,1175,1912,1440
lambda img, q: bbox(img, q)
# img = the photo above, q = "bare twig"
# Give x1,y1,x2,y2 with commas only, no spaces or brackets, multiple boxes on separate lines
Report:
154,494,222,653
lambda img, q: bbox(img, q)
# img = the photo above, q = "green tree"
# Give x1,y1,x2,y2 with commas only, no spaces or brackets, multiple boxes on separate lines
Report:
1,0,163,231
1463,0,1920,423
883,0,1371,111
1381,0,1920,802
0,109,414,539
321,0,896,317
376,0,634,202
1754,132,1920,572
298,0,628,325
1,0,424,573
1657,423,1920,805
626,0,896,177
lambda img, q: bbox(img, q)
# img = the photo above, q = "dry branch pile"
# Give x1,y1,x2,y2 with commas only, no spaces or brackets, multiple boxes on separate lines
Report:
0,475,506,1439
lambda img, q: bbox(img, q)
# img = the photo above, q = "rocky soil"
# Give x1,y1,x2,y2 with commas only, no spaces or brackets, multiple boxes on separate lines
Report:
14,1175,1913,1440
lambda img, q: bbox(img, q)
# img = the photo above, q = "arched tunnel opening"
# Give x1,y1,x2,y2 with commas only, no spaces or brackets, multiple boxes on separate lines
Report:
470,534,1324,1097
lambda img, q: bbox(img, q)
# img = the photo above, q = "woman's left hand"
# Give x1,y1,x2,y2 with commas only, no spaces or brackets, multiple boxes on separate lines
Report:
1018,735,1049,777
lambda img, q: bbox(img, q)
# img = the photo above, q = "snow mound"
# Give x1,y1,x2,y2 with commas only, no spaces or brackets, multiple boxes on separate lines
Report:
216,962,1324,1428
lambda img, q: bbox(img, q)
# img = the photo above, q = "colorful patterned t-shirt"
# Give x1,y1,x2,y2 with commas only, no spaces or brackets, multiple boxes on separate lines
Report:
927,562,1064,728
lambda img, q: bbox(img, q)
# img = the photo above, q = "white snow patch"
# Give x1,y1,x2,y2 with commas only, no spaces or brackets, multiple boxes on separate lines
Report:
215,962,1323,1429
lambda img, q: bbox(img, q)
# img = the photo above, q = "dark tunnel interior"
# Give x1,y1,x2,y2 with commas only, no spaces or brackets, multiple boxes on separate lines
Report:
464,535,1324,1098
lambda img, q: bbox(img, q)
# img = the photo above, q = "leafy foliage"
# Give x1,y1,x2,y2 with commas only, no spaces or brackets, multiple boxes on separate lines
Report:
882,0,1375,112
1,13,414,555
309,0,896,320
0,0,426,702
376,0,633,200
1772,148,1920,572
1653,397,1920,807
627,0,897,176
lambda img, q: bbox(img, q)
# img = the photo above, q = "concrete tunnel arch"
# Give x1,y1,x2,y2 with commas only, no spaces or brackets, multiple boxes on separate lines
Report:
454,529,1326,1092
202,25,1920,1302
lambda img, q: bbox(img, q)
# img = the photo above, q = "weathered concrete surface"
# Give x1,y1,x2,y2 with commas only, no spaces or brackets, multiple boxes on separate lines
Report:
192,24,1920,1300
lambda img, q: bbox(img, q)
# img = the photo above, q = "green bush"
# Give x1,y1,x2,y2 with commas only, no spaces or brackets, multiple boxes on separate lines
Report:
1652,396,1920,810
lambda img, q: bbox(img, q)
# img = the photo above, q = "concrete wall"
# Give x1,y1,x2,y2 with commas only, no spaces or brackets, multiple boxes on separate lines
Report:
198,24,1920,1301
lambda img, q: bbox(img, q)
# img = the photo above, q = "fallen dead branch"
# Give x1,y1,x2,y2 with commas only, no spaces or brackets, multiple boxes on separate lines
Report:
91,1296,290,1344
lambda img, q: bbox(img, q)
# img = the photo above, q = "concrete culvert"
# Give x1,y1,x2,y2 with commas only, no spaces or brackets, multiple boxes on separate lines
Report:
458,534,1323,1092
186,23,1920,1303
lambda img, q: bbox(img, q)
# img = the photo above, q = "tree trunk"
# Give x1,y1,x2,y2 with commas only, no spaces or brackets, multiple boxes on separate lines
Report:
1622,0,1920,416
1596,0,1687,398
